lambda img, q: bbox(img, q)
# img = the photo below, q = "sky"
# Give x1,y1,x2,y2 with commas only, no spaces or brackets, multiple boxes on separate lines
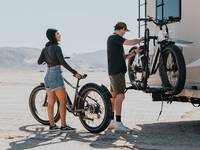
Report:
0,0,140,54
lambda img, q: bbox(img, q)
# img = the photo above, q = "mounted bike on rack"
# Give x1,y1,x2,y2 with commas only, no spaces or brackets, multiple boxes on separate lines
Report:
127,0,186,96
29,58,112,133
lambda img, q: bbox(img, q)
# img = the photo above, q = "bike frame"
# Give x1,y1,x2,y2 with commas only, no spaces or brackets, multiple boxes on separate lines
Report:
42,75,86,116
42,58,87,115
63,76,87,116
64,78,78,109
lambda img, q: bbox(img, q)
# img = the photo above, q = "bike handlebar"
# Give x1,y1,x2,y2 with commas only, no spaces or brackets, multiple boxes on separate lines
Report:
64,56,70,59
137,17,159,26
74,74,87,80
63,73,87,89
149,36,158,40
81,74,87,79
137,18,149,22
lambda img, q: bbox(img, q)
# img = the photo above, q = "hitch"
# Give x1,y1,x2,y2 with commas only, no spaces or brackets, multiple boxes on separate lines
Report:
125,84,173,95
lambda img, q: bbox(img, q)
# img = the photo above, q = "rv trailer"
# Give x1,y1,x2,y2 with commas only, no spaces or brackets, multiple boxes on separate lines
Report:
139,0,200,104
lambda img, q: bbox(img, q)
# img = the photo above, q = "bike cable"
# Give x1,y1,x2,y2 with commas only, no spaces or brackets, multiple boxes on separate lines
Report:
157,97,164,121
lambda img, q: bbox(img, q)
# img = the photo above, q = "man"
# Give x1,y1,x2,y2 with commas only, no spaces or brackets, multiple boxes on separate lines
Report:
107,22,143,131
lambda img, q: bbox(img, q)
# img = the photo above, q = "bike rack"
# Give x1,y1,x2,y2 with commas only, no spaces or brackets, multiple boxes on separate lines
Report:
137,1,163,94
135,0,185,101
125,84,173,95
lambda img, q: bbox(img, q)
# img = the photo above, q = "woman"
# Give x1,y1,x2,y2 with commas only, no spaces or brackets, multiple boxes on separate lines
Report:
38,28,81,132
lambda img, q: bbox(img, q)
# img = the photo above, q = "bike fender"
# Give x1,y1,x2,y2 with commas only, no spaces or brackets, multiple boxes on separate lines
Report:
40,82,45,87
100,84,112,99
78,83,112,99
161,41,175,50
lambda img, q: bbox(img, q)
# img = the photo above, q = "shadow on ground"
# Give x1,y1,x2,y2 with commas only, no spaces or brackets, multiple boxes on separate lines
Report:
7,121,200,150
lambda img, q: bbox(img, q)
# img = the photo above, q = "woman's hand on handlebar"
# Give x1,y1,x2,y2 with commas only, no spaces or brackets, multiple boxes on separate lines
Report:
74,73,82,79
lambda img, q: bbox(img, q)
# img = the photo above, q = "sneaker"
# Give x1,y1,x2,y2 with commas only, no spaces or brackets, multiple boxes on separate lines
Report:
114,122,130,132
49,125,60,131
107,120,116,130
60,125,76,132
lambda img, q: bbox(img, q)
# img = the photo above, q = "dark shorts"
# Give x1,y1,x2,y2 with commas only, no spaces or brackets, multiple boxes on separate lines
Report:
44,65,65,91
109,73,126,95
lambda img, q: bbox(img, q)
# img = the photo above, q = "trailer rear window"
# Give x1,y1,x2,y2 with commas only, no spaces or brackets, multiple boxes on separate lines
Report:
156,0,181,24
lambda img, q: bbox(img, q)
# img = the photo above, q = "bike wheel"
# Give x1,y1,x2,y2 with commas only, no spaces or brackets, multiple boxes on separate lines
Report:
78,84,112,133
128,55,136,84
159,44,186,95
29,84,60,125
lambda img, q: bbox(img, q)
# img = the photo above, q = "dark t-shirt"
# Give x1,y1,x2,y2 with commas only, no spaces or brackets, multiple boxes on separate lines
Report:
107,34,126,75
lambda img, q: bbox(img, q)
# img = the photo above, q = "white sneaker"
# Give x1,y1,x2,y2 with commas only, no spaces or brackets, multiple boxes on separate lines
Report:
114,122,130,132
107,120,115,130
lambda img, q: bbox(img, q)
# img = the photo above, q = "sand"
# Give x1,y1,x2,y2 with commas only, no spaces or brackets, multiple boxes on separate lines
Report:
0,69,200,150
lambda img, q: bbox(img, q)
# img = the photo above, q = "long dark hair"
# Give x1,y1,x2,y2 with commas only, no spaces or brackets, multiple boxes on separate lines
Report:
45,41,58,47
45,28,58,47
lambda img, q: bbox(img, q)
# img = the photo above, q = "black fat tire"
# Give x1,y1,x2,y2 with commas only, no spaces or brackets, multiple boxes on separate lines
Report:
128,55,136,84
29,84,60,125
159,44,186,95
78,84,112,133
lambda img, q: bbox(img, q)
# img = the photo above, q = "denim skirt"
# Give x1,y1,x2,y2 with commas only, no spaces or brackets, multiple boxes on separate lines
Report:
44,65,65,91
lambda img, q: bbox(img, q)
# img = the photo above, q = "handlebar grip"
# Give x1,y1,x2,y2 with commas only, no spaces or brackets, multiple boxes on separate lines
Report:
64,57,70,59
149,36,158,40
137,18,149,21
73,73,87,80
81,74,87,79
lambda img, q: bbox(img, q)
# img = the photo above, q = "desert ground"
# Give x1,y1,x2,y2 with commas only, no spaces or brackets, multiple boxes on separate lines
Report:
0,69,200,150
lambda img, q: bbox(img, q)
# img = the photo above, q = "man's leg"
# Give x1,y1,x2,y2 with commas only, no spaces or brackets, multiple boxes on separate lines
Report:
107,88,117,130
115,94,125,118
114,93,129,131
112,74,129,131
108,73,129,131
111,92,117,120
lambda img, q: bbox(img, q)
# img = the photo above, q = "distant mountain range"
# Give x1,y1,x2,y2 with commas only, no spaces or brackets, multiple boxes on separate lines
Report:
0,47,107,72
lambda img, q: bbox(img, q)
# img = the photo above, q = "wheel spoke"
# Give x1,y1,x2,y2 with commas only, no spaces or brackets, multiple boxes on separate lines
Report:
166,52,179,87
32,88,59,123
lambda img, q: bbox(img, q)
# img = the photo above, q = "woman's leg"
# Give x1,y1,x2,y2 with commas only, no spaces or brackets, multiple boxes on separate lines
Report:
47,90,56,126
54,88,67,127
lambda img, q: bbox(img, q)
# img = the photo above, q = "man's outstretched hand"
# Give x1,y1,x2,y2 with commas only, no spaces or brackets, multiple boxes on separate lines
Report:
138,37,144,43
